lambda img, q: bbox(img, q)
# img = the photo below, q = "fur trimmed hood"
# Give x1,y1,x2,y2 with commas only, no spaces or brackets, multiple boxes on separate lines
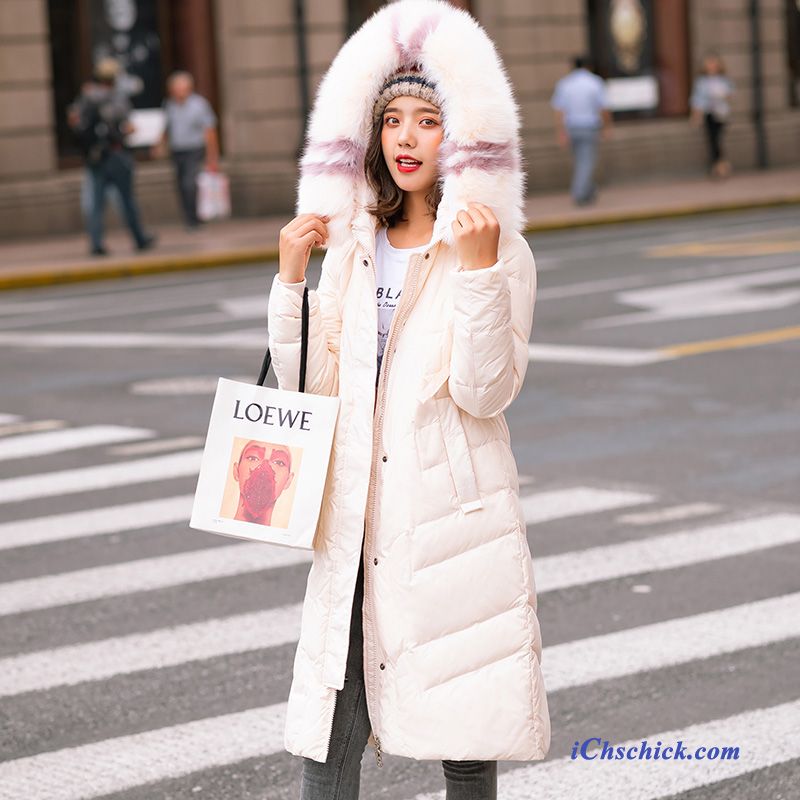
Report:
296,0,525,251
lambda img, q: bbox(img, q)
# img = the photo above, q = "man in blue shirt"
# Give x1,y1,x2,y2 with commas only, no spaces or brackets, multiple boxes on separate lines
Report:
152,71,220,229
551,56,613,205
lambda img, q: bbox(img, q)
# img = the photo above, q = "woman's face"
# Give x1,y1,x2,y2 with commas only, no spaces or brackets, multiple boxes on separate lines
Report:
380,94,443,194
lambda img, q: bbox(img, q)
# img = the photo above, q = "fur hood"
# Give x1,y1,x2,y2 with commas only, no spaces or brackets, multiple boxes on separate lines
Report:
296,0,525,251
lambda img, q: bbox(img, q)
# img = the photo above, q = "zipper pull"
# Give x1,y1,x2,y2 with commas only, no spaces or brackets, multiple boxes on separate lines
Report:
373,734,384,768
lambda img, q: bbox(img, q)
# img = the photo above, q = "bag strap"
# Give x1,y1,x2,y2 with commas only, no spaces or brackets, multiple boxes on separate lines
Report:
257,285,309,392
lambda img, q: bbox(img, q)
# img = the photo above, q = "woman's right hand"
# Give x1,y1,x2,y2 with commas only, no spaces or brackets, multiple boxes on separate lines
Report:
278,213,330,283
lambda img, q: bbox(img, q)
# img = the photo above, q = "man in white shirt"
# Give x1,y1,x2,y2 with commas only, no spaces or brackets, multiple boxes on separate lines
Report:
551,56,613,206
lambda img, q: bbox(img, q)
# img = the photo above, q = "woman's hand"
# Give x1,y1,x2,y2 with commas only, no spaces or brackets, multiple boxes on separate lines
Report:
279,213,330,283
452,202,500,271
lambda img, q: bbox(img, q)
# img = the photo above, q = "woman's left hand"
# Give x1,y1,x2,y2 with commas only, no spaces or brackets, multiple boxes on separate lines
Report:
452,202,500,271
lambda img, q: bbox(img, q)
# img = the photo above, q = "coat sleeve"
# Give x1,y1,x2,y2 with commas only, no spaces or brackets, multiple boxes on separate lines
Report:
447,233,536,419
266,245,342,396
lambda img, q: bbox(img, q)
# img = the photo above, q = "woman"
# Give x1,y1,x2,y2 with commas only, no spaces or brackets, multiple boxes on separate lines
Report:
690,53,736,179
267,2,551,797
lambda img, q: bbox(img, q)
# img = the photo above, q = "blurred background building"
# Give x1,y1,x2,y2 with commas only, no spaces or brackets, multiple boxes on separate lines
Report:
0,0,798,238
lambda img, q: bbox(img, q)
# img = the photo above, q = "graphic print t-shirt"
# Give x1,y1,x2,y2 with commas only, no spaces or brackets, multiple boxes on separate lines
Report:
375,226,431,377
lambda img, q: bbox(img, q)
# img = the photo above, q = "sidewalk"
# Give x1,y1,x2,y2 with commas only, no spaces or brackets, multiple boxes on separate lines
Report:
1,166,798,291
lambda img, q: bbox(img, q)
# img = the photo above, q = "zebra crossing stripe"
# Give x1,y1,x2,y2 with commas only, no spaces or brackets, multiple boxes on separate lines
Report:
1,694,798,800
2,513,797,616
0,425,154,461
522,487,654,523
0,450,203,504
2,591,798,699
417,700,800,800
0,495,194,551
542,591,800,692
0,702,288,800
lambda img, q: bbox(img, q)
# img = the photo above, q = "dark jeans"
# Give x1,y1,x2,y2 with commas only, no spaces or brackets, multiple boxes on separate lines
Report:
87,150,148,250
299,536,497,799
704,113,726,166
171,147,205,226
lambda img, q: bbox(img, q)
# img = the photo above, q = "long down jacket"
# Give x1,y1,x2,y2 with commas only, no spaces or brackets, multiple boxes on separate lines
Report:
267,0,551,766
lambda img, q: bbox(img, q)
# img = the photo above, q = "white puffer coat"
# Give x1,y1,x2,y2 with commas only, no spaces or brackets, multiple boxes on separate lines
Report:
267,0,551,765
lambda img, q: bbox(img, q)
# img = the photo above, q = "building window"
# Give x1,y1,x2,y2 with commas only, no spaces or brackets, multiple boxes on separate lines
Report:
587,0,690,119
47,0,219,165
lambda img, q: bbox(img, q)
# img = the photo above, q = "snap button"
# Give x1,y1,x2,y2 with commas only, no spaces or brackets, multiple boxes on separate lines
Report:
424,253,430,259
362,258,369,266
373,557,378,565
379,663,385,670
382,455,387,462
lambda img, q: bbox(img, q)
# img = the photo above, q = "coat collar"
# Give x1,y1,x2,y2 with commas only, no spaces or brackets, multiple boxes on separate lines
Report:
296,0,524,257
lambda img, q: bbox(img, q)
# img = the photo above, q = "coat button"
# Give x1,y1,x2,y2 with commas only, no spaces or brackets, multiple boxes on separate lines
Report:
373,557,378,565
424,253,430,259
363,258,368,266
382,455,387,462
379,663,385,670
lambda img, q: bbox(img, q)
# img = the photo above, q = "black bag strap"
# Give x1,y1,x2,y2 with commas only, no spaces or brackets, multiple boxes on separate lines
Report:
257,285,309,392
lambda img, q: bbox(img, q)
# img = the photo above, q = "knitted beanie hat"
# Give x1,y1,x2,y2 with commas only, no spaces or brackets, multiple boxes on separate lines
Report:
371,64,442,126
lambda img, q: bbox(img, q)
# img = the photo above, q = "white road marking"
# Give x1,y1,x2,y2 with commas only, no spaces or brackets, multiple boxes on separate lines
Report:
585,264,800,329
543,591,800,692
0,420,66,438
0,425,154,462
0,604,303,696
528,343,673,366
418,700,800,800
0,542,311,614
107,436,205,456
3,513,796,617
0,495,194,551
617,502,722,525
0,450,202,504
522,487,654,522
536,514,800,592
0,702,288,800
0,331,264,349
4,582,797,698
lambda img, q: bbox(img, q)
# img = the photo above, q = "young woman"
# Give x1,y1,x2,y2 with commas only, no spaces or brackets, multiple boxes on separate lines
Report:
267,2,551,797
690,53,736,179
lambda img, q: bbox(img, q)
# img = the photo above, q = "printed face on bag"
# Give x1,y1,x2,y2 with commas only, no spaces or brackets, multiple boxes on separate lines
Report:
229,440,295,526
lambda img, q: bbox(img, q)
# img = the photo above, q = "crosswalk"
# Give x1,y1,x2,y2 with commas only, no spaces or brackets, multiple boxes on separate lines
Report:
0,413,798,799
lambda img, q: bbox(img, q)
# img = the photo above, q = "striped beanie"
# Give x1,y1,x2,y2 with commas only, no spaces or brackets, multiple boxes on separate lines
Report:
371,65,442,126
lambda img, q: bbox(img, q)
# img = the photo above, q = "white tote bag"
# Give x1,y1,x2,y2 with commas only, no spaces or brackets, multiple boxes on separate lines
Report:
196,169,231,221
190,288,339,549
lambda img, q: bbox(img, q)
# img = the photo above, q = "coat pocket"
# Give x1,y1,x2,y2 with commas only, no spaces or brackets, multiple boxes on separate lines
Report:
414,366,484,515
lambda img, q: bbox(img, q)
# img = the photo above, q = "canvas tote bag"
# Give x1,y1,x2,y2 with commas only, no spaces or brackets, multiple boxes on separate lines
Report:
190,287,339,549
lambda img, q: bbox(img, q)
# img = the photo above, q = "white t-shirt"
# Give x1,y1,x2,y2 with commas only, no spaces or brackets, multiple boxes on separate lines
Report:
375,226,431,374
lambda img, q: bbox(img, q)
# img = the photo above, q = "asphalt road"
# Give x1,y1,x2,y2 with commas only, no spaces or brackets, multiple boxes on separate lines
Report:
0,206,798,800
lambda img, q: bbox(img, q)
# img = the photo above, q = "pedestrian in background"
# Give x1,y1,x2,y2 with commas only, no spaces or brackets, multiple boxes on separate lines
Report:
690,53,735,180
152,71,219,230
68,58,156,256
551,55,613,206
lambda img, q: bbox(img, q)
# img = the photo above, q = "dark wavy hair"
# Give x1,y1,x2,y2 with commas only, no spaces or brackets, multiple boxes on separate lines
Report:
363,118,443,229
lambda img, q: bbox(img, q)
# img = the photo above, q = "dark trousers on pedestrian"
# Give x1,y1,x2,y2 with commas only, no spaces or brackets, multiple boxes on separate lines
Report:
703,113,726,167
171,147,205,227
300,534,498,800
88,150,148,251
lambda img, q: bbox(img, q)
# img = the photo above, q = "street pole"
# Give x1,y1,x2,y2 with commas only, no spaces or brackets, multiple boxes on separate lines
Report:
294,0,311,163
748,0,769,168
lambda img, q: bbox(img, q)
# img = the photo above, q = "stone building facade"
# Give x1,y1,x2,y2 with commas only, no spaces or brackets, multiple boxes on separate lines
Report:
1,0,798,238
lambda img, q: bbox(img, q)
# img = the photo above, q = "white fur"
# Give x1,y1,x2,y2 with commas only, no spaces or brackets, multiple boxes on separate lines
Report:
296,0,524,250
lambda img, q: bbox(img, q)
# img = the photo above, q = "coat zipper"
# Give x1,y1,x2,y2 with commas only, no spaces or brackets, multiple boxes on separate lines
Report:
363,244,431,768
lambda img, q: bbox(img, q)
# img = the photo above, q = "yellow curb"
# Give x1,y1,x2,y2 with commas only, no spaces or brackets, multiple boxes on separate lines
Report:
523,194,800,234
1,193,799,291
0,248,281,291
